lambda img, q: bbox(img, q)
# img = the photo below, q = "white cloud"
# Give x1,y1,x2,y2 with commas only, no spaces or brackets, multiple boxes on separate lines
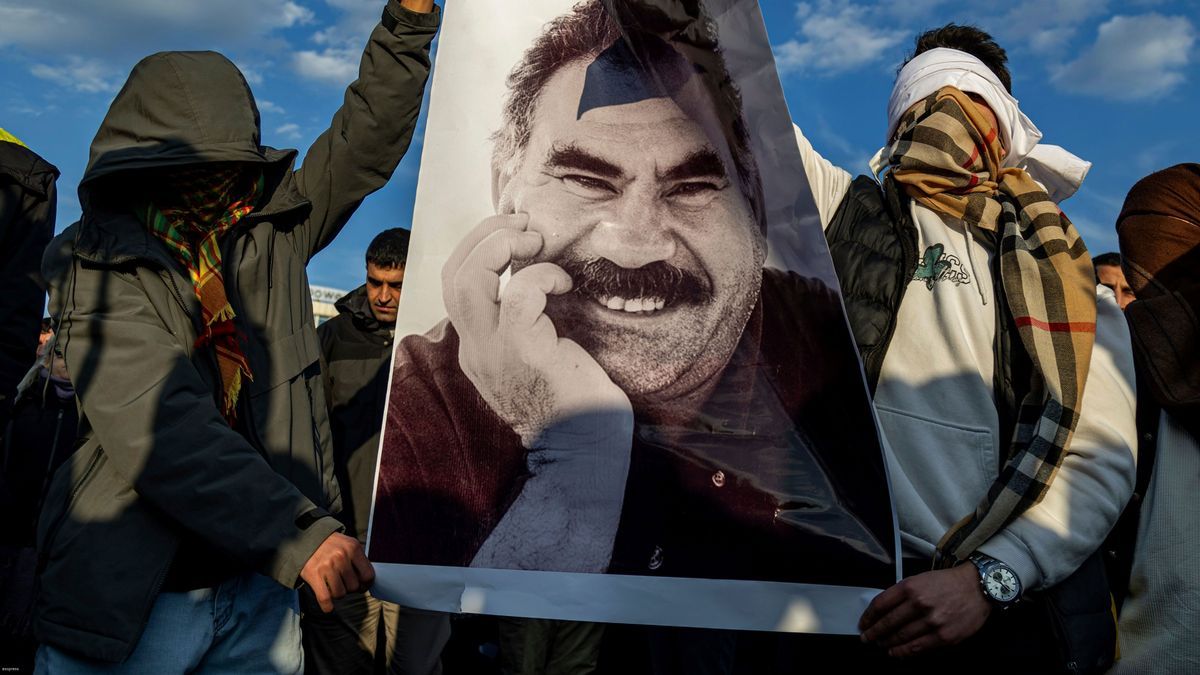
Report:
30,56,120,94
1,0,313,97
774,0,907,76
291,0,376,85
0,0,312,56
292,47,358,85
275,122,302,139
1024,27,1076,53
258,99,286,114
989,0,1109,55
1051,14,1194,100
1132,139,1178,174
235,61,266,85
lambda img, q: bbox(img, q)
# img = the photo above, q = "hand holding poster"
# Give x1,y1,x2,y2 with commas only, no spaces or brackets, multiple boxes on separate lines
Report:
367,0,898,634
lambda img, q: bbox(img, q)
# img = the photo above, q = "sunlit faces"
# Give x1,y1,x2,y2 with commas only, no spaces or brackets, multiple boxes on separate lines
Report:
366,262,405,324
496,61,765,402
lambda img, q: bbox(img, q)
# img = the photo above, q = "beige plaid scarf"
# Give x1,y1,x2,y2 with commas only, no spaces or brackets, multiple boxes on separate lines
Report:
890,86,1097,567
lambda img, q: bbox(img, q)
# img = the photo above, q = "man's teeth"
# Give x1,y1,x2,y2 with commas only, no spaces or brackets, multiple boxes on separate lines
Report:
597,296,667,313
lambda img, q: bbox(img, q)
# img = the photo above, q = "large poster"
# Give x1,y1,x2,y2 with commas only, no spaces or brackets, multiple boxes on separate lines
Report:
368,0,898,634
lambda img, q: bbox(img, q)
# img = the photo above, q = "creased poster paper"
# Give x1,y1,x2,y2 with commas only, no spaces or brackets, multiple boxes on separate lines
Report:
367,0,899,634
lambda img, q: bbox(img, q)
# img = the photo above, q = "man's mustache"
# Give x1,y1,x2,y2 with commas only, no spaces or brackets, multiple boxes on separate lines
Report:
556,255,712,306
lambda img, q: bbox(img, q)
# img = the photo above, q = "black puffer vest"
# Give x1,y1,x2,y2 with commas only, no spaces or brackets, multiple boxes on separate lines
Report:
824,174,1030,455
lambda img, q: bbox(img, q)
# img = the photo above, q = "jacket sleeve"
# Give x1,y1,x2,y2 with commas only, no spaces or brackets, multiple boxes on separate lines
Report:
793,123,853,230
292,0,439,262
57,262,342,587
979,286,1138,590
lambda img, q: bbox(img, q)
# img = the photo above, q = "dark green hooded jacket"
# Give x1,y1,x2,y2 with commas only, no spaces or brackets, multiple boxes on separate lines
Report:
36,2,438,662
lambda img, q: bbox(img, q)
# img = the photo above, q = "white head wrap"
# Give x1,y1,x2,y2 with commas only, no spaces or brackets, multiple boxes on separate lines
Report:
869,48,1090,202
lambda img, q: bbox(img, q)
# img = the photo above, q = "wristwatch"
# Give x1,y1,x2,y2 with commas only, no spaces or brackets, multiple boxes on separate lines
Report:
968,552,1022,608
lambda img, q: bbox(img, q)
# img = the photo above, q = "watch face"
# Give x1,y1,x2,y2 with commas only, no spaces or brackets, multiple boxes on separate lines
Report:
983,565,1020,603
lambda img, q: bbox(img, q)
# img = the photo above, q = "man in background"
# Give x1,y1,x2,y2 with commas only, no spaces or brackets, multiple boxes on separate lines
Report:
305,227,450,674
1093,252,1136,309
1109,162,1200,673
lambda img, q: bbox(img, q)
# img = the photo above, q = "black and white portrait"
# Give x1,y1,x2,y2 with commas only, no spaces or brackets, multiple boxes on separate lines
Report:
367,0,897,633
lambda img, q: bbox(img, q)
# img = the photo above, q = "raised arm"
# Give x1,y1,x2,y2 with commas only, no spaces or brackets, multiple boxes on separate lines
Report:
793,122,854,229
294,0,440,260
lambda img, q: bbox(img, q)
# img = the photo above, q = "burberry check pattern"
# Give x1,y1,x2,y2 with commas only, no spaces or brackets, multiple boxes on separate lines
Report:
141,166,264,424
889,87,1097,567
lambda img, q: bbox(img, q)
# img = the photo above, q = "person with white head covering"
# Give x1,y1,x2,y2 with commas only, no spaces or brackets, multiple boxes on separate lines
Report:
787,23,1136,674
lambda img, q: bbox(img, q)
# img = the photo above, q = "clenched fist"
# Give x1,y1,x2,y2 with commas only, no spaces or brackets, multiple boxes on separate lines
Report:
300,532,375,613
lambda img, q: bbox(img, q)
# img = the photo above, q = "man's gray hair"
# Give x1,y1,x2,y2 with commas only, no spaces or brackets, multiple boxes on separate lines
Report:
492,0,765,231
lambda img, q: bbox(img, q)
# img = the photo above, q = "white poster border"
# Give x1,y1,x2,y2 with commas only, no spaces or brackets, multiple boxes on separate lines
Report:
372,563,879,635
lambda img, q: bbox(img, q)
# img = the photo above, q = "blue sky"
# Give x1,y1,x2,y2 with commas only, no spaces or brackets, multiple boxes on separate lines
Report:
2,0,1196,292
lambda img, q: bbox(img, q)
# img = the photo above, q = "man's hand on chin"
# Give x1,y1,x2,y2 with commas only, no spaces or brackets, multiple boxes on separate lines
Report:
442,213,632,449
858,563,991,659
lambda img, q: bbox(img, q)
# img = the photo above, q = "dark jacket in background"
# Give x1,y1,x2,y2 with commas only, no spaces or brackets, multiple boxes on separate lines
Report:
1107,162,1200,609
0,140,57,425
36,2,438,662
318,285,395,542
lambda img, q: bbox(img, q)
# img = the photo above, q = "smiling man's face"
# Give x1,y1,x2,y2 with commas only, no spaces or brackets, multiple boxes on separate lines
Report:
495,59,765,403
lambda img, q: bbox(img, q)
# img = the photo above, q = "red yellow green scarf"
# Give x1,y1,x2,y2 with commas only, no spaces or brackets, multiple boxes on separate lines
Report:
140,166,263,424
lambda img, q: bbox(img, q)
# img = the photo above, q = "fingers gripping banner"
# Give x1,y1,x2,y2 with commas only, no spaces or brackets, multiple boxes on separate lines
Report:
368,0,899,634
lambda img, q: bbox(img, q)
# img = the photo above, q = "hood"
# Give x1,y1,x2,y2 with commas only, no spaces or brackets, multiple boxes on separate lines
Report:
80,51,294,193
68,51,309,267
336,285,389,332
0,135,59,198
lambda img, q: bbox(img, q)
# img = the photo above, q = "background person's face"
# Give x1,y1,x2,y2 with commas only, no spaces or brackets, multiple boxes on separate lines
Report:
366,262,405,324
1096,264,1136,310
497,62,765,402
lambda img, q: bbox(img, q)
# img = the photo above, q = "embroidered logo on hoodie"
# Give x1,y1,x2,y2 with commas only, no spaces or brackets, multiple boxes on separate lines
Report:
912,243,972,290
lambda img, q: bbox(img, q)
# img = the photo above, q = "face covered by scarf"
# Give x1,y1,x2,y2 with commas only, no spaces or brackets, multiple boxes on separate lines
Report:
1118,163,1200,416
889,86,1098,567
140,164,263,424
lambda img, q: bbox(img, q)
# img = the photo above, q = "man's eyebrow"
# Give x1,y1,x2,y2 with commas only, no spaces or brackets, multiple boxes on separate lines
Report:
660,148,728,182
544,143,623,179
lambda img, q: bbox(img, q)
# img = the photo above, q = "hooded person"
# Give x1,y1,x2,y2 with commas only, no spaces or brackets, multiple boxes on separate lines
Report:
0,129,57,430
1107,162,1200,674
34,1,440,670
790,24,1136,672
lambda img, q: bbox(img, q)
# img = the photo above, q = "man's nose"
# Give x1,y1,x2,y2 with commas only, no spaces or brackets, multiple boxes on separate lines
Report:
588,189,676,268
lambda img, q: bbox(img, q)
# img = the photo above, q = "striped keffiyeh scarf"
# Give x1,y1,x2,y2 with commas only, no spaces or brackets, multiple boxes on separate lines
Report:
889,86,1097,567
141,166,263,424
